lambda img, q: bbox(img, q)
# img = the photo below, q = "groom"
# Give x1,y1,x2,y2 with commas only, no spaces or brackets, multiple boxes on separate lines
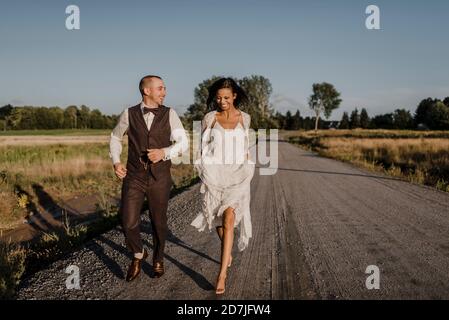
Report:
109,75,188,281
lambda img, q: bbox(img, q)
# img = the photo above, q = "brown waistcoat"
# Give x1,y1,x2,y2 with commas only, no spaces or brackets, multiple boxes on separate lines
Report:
126,104,172,182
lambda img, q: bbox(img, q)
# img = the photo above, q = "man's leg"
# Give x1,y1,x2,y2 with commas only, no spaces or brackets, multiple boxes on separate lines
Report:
146,178,172,264
120,178,147,255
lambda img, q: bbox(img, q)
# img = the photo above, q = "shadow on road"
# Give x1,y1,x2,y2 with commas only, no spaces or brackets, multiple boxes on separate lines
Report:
166,231,220,265
14,184,55,234
143,238,215,291
91,235,127,280
92,221,216,291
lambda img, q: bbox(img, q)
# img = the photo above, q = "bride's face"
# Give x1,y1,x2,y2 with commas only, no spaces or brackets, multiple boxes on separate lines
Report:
216,88,237,111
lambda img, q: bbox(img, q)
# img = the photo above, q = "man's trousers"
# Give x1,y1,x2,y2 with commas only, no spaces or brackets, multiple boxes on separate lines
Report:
120,175,172,263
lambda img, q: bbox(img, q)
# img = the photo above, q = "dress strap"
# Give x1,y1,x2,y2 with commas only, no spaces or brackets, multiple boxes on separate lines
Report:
212,111,244,129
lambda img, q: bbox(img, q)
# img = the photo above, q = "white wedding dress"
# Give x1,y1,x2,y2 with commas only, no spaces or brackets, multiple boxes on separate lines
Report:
191,110,255,251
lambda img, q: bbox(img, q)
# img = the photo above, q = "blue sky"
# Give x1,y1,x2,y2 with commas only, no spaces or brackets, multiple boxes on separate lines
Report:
1,0,448,120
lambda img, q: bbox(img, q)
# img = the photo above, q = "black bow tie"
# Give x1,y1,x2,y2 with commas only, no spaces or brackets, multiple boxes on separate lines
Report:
143,107,160,115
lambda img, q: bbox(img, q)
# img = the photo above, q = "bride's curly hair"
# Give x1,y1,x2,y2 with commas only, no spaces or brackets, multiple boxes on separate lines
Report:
207,78,249,111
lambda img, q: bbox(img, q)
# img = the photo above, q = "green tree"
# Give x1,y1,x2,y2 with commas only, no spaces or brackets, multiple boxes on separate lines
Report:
239,75,276,129
64,106,78,129
273,111,285,129
183,76,222,129
8,107,23,129
303,117,315,130
360,108,370,129
284,111,293,130
36,106,64,129
292,110,301,130
428,101,449,130
18,107,37,129
0,104,13,120
308,82,342,131
349,108,361,129
414,98,437,127
51,107,65,129
90,109,105,129
371,113,394,129
414,98,449,130
443,97,449,107
339,112,350,129
78,105,91,129
393,109,413,129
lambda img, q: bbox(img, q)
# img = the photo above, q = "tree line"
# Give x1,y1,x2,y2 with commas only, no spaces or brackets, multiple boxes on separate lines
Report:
0,105,118,130
1,76,448,131
337,97,449,130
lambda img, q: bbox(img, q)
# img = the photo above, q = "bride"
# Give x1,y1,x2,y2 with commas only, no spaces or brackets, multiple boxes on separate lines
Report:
191,78,255,295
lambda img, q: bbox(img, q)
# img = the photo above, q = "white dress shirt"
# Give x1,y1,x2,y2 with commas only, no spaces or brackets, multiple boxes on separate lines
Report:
109,103,189,165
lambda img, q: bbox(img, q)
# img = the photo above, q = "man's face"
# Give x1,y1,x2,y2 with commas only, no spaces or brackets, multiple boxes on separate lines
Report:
143,78,166,105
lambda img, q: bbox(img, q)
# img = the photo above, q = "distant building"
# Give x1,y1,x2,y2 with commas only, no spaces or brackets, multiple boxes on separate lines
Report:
417,123,429,131
321,120,340,129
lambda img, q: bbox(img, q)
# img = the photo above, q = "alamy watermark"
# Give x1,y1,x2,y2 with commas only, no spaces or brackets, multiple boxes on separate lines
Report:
64,5,380,31
65,264,81,289
366,5,381,30
365,265,380,290
65,5,80,30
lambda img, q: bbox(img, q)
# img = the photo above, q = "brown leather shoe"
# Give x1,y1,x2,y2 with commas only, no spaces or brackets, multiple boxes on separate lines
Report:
153,261,164,278
126,249,148,282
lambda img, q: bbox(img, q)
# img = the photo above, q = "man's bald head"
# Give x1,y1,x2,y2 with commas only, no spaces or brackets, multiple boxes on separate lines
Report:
139,75,162,96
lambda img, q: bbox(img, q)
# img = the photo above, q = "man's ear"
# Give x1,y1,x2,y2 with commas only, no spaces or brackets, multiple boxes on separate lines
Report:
143,87,151,96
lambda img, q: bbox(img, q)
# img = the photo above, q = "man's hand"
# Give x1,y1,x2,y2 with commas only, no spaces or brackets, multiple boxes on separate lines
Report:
147,149,165,163
114,163,127,179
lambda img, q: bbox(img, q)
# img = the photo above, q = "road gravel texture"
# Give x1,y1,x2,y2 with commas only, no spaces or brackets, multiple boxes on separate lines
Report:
17,141,449,299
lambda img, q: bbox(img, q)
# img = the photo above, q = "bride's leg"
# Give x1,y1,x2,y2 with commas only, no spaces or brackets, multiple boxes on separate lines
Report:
216,207,235,294
216,226,232,267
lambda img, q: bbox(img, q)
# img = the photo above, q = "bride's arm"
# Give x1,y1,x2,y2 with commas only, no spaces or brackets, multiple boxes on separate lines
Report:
195,112,214,164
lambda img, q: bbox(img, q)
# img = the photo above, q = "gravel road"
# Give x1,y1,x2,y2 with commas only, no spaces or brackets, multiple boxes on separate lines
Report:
17,140,449,299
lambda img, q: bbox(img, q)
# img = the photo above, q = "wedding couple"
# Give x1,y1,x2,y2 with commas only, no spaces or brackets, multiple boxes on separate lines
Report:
109,75,255,295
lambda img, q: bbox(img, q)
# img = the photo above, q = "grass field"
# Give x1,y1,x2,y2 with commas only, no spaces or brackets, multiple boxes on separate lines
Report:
0,137,196,230
282,129,449,140
287,129,449,193
0,129,111,136
0,131,197,298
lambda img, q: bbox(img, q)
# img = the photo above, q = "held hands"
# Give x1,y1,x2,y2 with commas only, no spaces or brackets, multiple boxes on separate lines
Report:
147,149,165,163
114,163,127,179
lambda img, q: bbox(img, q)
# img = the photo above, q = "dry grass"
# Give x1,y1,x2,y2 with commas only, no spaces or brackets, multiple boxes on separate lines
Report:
7,157,111,178
289,130,449,192
0,192,22,230
0,141,196,230
0,133,197,298
282,129,449,140
0,135,109,146
0,239,26,299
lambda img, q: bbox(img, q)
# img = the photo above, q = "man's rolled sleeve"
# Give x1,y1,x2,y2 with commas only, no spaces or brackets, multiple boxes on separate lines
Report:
109,108,129,165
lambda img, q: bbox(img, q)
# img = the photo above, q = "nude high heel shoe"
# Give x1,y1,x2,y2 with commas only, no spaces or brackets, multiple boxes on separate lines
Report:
215,274,226,295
